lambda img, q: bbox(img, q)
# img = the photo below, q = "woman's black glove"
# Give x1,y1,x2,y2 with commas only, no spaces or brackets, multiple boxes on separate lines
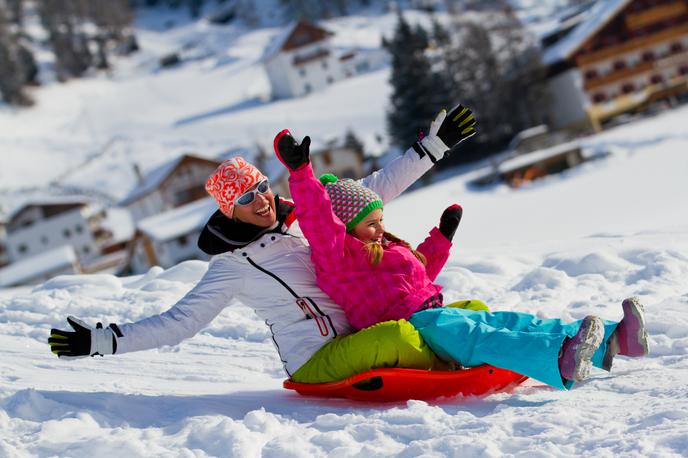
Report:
274,129,311,171
436,104,477,150
416,104,477,162
439,204,463,242
49,316,118,359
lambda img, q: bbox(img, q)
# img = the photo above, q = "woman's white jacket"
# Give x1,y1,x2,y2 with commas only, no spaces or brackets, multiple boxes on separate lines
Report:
115,147,436,376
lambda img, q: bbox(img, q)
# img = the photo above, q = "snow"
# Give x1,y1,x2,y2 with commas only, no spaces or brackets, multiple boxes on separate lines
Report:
1,5,688,457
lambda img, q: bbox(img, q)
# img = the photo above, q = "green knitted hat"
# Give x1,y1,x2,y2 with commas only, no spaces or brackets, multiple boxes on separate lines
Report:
319,173,383,231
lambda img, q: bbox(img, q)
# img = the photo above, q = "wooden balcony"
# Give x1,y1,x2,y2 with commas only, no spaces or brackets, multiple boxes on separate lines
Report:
626,2,688,30
583,50,688,91
584,60,654,90
588,74,688,122
576,23,688,66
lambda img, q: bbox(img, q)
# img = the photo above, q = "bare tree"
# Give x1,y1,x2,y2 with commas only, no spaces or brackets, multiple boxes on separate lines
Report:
38,0,134,80
5,0,22,24
436,6,549,147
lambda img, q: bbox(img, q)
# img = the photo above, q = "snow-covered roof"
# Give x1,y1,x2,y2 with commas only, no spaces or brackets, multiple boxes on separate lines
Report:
119,156,185,206
119,154,219,206
262,19,333,61
137,197,217,242
0,245,77,287
543,0,631,66
6,197,95,224
497,140,582,174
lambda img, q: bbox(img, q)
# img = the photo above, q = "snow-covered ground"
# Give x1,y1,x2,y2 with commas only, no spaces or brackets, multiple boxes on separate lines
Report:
1,5,688,457
1,104,687,456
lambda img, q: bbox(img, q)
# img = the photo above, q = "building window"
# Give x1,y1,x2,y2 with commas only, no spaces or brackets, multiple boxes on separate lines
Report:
670,42,684,54
680,65,688,75
613,60,626,71
83,246,90,255
326,76,334,84
650,74,664,84
75,225,83,234
355,62,370,73
642,50,655,62
299,68,306,77
322,151,332,166
592,93,607,103
18,244,28,254
584,69,598,80
63,228,72,238
304,83,311,94
177,235,188,246
621,82,635,94
321,61,328,70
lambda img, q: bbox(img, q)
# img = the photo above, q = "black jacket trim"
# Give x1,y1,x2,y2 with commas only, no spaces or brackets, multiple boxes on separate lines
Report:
412,142,426,159
247,257,337,340
198,195,295,255
246,257,299,298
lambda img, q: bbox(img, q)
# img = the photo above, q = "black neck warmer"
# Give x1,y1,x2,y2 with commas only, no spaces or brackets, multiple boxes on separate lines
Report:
197,195,295,255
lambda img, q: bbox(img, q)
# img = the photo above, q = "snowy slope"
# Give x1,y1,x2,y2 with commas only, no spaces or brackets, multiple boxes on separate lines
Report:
1,5,688,457
0,9,433,208
1,105,687,456
0,4,564,209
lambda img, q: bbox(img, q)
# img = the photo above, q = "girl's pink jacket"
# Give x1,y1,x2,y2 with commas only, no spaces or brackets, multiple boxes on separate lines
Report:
289,164,452,330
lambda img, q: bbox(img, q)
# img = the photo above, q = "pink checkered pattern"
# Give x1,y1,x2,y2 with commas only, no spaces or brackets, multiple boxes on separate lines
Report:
205,157,266,218
289,164,452,330
323,179,381,228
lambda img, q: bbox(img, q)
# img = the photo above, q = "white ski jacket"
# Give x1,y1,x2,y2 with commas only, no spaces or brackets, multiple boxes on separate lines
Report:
115,146,437,376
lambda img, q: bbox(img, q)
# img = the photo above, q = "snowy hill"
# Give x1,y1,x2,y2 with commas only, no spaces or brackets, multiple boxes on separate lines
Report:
0,7,436,211
2,4,688,456
0,2,570,212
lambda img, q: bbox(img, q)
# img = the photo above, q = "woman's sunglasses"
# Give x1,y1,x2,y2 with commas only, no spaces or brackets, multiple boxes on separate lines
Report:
234,179,270,206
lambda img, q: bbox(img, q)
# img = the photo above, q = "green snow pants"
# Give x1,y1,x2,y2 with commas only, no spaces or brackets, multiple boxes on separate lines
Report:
291,299,489,383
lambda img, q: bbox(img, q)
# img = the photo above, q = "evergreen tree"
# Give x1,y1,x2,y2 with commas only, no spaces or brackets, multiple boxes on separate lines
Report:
384,13,445,148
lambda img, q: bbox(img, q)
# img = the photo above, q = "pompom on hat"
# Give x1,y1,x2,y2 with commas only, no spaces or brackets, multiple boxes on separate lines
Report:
205,156,267,218
319,173,383,231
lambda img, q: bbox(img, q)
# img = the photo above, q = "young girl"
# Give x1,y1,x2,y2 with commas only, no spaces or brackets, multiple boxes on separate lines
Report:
274,125,649,390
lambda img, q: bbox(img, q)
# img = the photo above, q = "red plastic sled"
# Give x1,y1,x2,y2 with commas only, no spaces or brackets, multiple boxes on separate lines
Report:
283,365,527,402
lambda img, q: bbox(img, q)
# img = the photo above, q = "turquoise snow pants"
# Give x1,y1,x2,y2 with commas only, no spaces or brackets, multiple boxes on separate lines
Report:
409,308,618,390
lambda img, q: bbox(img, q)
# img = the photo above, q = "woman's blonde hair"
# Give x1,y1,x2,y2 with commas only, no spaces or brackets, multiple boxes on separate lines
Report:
363,232,427,266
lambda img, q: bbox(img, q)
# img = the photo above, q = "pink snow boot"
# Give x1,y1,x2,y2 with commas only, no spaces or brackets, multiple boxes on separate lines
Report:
559,315,604,382
602,297,649,370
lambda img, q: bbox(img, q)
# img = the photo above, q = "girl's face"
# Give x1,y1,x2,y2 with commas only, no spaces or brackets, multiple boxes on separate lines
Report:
351,209,385,244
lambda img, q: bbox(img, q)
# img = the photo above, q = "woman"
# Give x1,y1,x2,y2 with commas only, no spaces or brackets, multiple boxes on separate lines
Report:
48,105,478,383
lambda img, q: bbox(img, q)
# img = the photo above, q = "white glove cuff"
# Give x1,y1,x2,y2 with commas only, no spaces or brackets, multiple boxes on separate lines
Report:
421,134,450,161
91,327,116,356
